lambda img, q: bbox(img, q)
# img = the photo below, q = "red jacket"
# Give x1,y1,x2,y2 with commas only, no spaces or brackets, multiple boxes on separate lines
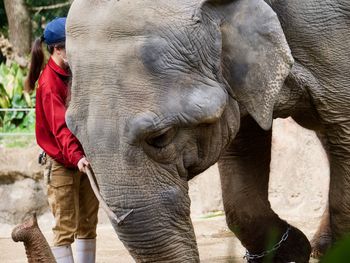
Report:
35,57,84,168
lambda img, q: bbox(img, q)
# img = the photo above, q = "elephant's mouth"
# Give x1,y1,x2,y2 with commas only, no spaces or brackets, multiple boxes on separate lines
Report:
85,166,134,225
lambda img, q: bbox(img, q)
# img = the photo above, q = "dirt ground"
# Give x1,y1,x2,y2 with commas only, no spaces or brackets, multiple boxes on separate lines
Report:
0,208,319,263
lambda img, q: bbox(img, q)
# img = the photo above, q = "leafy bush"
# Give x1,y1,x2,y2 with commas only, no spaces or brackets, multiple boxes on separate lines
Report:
320,234,350,263
0,62,35,132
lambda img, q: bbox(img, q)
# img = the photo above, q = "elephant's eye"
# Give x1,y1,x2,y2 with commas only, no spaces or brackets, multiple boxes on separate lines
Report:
146,127,177,148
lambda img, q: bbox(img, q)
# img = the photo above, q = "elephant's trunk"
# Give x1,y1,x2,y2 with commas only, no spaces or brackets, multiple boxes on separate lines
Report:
85,166,134,225
113,204,200,263
98,166,200,262
12,214,56,263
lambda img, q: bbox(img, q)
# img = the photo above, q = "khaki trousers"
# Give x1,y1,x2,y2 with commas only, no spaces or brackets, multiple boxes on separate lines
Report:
44,158,99,246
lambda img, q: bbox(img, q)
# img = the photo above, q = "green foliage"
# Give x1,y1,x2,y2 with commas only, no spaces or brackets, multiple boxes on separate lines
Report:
0,62,35,133
200,211,225,219
0,1,70,38
26,0,71,38
0,134,36,148
320,234,350,263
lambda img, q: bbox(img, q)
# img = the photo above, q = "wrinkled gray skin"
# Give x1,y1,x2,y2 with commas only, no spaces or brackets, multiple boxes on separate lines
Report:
12,215,55,263
65,0,350,262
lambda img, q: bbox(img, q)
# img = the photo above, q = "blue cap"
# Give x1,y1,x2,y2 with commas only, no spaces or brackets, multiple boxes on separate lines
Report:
43,17,66,45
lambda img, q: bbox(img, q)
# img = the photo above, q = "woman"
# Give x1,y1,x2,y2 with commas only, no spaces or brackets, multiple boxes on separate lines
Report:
25,17,99,263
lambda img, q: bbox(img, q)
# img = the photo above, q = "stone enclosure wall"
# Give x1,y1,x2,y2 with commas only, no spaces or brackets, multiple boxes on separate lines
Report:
0,118,329,224
0,146,47,223
189,118,329,219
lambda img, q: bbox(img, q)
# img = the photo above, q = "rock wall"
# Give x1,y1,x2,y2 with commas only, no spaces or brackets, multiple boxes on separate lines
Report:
0,146,48,224
189,118,329,220
269,118,329,220
0,118,329,224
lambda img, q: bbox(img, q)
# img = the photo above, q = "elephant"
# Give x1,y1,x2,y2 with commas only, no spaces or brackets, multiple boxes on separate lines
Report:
12,214,55,263
61,0,350,262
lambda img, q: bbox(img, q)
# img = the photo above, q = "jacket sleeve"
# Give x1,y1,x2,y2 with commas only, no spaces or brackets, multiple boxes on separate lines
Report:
42,89,84,168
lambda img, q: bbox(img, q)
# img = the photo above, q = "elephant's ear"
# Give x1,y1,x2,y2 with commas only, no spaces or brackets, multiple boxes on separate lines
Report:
204,0,293,130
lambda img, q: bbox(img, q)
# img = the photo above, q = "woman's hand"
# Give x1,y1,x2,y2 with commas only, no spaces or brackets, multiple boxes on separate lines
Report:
77,156,90,173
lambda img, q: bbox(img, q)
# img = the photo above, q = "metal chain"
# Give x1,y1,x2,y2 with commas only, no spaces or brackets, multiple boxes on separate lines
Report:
243,225,292,262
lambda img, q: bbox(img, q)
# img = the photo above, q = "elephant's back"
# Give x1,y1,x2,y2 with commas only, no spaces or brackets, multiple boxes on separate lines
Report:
268,0,350,122
267,0,350,86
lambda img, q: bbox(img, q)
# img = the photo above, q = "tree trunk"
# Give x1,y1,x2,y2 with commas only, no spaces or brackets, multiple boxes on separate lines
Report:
3,0,31,56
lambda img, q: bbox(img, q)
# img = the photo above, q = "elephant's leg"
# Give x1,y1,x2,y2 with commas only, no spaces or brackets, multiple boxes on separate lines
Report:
325,124,350,243
310,131,332,258
218,116,311,263
310,205,331,258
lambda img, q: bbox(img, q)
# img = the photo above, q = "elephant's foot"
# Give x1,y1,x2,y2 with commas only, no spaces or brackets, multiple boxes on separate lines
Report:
12,214,56,263
12,214,37,242
244,225,311,263
310,207,332,259
310,229,332,259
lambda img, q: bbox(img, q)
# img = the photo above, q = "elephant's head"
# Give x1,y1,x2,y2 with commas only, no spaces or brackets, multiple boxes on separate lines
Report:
66,0,292,261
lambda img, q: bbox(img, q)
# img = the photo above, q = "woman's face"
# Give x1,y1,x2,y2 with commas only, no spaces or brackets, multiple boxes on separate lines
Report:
59,48,68,66
54,46,69,68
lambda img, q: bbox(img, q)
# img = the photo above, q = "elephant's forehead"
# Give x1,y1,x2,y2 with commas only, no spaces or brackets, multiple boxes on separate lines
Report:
67,0,200,39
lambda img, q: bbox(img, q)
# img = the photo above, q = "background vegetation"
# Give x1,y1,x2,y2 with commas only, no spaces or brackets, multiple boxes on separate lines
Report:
0,0,71,138
0,62,34,133
25,0,70,38
0,1,7,36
